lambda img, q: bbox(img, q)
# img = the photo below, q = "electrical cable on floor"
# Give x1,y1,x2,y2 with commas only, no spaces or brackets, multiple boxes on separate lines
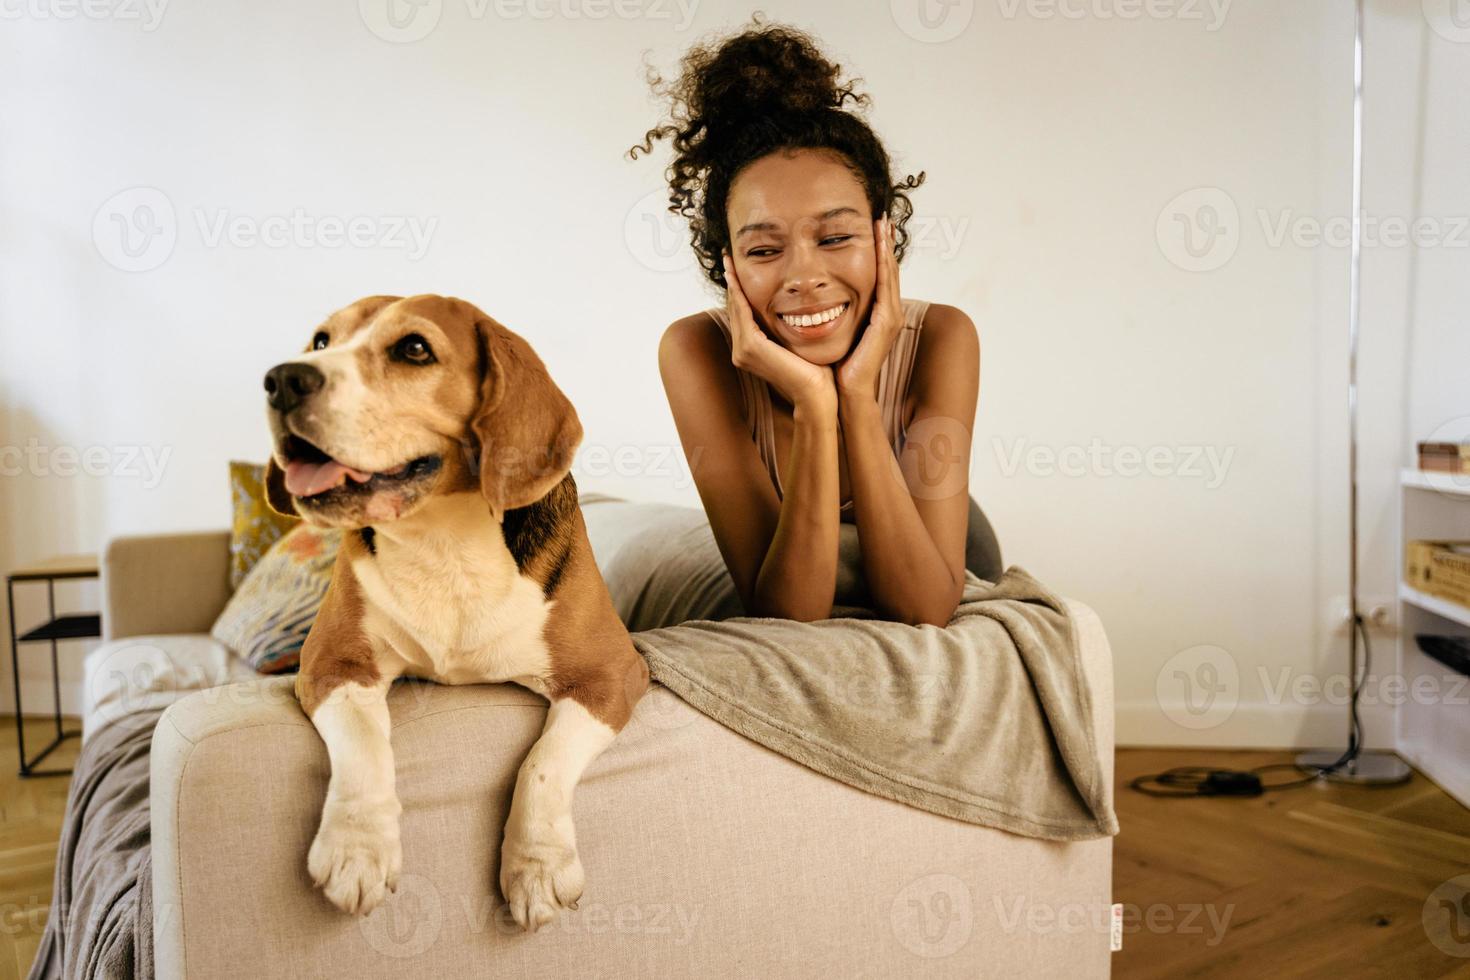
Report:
1128,615,1371,798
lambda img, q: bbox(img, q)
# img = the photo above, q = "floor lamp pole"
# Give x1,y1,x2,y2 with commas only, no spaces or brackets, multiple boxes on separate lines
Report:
1295,0,1411,785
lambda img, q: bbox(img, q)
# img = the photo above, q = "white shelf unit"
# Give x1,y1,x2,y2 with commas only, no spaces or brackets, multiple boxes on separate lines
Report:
1400,583,1470,629
1401,468,1470,497
1398,469,1470,807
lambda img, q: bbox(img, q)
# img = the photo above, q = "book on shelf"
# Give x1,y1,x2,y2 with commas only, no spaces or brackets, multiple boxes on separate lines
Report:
1406,540,1470,610
1417,441,1470,474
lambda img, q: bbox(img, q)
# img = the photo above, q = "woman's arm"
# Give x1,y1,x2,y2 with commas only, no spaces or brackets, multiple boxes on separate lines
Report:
658,315,841,620
840,303,979,626
756,387,841,619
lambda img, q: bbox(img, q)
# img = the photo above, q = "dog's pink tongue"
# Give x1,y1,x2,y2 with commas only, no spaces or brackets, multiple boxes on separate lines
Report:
283,459,373,497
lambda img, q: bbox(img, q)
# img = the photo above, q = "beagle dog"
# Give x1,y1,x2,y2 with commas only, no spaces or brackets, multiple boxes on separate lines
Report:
260,294,649,932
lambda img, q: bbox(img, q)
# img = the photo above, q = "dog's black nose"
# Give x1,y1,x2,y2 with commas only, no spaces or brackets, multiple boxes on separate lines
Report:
263,362,325,413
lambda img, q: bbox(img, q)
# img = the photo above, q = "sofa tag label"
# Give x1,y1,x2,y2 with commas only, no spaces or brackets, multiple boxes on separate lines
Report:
1111,903,1122,951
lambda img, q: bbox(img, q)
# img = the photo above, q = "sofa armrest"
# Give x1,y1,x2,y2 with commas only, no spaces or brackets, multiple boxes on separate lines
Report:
152,608,1115,979
102,530,232,640
1065,598,1116,801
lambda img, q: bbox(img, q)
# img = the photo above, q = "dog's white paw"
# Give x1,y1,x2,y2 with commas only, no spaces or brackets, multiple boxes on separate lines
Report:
308,799,402,916
499,824,585,933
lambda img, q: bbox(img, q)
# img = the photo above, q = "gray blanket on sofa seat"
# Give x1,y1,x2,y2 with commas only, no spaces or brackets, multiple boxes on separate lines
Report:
27,710,159,980
585,495,1119,842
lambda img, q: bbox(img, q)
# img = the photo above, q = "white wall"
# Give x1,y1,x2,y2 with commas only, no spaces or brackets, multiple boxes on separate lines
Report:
0,0,1462,750
1398,8,1470,450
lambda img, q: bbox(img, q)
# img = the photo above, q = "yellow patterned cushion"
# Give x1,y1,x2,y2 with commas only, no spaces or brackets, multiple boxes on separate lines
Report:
227,460,299,590
211,523,342,673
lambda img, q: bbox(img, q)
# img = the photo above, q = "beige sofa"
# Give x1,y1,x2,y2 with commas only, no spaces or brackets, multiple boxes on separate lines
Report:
87,510,1117,978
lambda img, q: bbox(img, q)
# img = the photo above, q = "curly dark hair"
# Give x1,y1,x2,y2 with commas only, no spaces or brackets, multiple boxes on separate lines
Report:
628,16,925,289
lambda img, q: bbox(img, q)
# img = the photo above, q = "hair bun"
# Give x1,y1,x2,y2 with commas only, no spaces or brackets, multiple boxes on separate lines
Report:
696,26,852,124
631,20,869,163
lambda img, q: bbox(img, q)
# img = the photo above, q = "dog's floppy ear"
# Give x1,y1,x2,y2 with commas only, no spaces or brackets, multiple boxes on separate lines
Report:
472,317,583,520
263,455,300,518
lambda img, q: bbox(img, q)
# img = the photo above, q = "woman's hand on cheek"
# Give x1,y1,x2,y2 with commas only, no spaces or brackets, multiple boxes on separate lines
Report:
723,252,836,413
835,215,902,403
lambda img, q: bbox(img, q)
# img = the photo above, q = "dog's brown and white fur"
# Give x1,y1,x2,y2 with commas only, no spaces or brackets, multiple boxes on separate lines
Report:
261,295,648,932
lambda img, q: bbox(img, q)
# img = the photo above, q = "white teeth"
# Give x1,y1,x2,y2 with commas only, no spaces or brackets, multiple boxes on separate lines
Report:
781,303,847,329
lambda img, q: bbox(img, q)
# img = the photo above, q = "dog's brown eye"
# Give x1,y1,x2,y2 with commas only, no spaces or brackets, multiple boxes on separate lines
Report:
311,332,329,351
392,334,435,365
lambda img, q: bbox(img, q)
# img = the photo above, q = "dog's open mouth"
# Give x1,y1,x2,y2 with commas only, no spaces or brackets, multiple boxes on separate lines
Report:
279,434,442,502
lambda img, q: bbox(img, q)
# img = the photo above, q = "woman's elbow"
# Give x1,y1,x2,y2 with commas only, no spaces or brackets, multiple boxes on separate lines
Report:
756,603,834,623
887,588,963,628
744,592,833,622
899,608,954,628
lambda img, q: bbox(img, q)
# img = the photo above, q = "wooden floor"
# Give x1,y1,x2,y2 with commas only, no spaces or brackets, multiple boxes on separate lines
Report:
0,716,82,980
1115,748,1470,979
1,720,1468,978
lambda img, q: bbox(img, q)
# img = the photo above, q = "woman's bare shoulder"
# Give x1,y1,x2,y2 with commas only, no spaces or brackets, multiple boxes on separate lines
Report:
905,302,980,421
659,310,729,370
917,302,979,346
658,310,745,417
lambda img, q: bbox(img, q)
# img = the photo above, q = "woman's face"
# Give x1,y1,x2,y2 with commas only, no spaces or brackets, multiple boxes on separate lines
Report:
725,148,878,365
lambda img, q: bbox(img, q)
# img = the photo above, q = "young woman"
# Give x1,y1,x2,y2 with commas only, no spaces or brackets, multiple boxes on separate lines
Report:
635,21,1002,626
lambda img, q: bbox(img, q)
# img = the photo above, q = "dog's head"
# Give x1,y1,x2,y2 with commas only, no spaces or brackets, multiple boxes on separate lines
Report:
262,294,582,528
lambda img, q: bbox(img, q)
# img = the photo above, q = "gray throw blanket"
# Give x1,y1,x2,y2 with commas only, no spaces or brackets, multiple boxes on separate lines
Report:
27,711,160,980
590,498,1119,842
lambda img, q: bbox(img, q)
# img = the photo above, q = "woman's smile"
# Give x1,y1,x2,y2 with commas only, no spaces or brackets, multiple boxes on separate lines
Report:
773,300,851,343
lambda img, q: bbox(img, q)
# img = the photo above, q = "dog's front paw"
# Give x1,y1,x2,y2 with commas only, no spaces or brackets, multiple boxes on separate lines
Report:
499,824,585,933
308,798,403,916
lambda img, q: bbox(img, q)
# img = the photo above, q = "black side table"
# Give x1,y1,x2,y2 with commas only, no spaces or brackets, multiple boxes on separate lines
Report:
7,555,99,777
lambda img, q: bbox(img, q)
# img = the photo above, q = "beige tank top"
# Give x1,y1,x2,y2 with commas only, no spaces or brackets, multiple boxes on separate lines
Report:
705,298,930,511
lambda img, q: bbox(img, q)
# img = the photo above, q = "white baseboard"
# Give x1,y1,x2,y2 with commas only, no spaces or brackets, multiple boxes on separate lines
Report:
1116,700,1399,750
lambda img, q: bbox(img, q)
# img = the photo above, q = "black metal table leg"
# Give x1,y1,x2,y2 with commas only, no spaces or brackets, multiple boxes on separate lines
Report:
7,577,24,776
49,579,62,742
9,575,84,777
